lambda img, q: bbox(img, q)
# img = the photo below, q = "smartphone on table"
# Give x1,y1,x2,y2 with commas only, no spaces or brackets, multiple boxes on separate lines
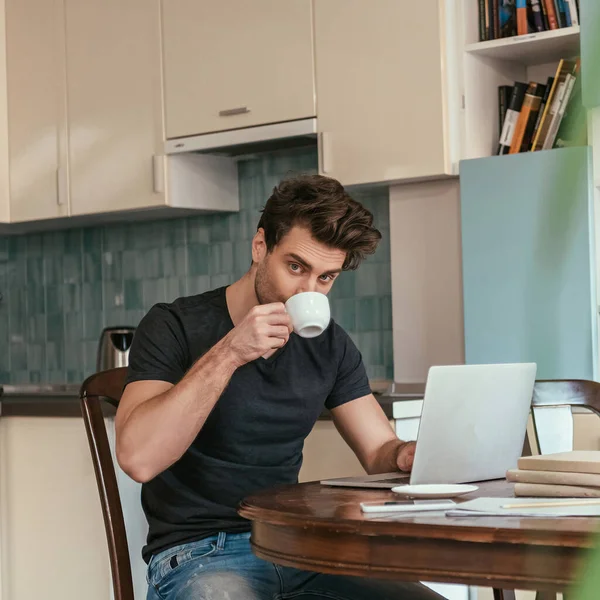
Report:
360,499,456,513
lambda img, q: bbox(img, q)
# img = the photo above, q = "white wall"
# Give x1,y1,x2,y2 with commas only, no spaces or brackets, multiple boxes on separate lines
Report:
389,179,465,382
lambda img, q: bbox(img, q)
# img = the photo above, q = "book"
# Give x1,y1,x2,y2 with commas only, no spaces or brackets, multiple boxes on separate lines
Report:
521,83,546,152
554,0,565,27
518,451,600,475
498,85,513,137
509,82,545,153
517,0,529,34
515,483,600,497
507,468,600,487
563,0,572,26
500,0,517,37
565,0,579,25
531,59,575,150
529,0,545,32
554,73,586,148
528,76,554,148
539,0,550,29
542,0,559,29
519,83,547,151
492,0,500,38
479,0,488,40
542,59,580,149
488,0,497,39
497,82,528,154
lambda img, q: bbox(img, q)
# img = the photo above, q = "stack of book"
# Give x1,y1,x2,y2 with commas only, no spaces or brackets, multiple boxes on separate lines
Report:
508,451,600,497
496,57,586,155
479,0,580,42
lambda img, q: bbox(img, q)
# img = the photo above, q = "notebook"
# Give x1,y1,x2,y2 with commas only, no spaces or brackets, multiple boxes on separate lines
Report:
514,483,600,498
517,451,600,475
507,468,600,487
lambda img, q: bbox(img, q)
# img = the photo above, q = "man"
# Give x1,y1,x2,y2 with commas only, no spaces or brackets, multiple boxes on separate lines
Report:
117,175,441,600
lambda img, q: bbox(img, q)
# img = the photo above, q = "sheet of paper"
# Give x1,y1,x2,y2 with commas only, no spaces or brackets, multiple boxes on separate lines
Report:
445,497,600,518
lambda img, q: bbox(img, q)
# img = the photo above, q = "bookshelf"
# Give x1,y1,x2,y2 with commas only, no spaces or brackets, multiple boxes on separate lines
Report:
460,1,582,160
465,26,580,63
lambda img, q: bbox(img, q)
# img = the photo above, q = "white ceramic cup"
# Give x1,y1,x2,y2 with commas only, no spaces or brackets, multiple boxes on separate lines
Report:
284,292,331,339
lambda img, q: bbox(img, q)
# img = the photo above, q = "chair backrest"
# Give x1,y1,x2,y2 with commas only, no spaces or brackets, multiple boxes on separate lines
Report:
79,367,133,600
531,380,600,455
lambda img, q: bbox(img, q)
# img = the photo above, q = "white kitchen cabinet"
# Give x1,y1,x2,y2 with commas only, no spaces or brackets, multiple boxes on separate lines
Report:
0,414,110,600
161,0,316,139
0,0,237,230
0,0,68,224
299,420,366,482
64,0,165,216
313,0,460,186
65,0,238,217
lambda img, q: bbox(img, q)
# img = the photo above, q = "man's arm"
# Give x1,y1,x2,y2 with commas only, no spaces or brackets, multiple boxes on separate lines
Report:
116,303,292,483
330,394,415,474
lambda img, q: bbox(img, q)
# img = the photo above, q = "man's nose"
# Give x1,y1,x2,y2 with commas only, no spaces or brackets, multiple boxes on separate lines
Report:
295,279,319,294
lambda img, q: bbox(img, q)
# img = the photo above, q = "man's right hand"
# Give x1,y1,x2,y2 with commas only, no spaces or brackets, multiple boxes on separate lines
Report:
223,303,293,367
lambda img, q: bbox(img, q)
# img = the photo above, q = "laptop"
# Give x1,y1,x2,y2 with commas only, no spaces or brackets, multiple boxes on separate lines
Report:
321,363,537,489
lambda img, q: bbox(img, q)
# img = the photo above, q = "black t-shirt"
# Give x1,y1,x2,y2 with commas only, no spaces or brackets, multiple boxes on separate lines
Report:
125,286,371,562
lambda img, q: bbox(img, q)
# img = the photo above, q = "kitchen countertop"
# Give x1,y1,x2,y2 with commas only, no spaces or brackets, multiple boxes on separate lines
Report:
0,381,425,419
0,383,81,397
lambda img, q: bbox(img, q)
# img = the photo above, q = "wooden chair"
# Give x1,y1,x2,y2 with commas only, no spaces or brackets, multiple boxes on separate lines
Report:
80,367,133,600
494,379,600,600
531,380,600,455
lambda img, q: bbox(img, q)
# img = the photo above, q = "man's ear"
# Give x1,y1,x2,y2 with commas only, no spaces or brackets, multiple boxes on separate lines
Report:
252,228,268,263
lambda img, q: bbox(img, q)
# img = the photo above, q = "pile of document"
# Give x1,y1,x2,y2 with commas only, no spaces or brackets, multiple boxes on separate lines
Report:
507,450,600,498
445,496,600,518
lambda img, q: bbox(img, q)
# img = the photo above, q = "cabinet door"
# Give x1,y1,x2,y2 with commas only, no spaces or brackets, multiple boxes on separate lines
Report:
162,0,316,138
6,0,67,222
314,0,450,186
65,0,164,216
299,420,367,483
460,147,596,380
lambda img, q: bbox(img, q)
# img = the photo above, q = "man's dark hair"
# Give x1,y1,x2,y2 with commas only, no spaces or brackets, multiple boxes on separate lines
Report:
257,174,382,271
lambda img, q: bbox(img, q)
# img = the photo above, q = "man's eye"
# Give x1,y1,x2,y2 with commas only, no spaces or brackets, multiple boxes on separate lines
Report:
320,274,335,282
290,263,301,272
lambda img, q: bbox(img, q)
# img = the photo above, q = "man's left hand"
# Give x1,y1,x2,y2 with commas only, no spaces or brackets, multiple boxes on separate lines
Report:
396,441,416,472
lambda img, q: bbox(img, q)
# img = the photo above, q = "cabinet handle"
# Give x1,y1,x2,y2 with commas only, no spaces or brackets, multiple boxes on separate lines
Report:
219,106,250,117
56,167,67,206
152,155,165,194
319,132,332,175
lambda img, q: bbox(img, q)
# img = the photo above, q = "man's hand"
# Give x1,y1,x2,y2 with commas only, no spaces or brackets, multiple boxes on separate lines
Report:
396,441,417,472
223,303,293,367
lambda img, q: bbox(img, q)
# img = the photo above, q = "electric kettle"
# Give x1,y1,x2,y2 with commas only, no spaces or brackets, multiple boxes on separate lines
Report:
96,326,136,372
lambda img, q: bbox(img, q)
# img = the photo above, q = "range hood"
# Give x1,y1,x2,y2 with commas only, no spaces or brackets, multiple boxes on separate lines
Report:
164,118,317,156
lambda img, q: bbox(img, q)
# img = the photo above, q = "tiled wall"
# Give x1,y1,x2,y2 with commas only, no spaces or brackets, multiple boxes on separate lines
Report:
0,147,393,385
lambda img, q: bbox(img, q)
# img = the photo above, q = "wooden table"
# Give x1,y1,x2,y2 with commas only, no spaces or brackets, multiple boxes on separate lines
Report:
238,480,599,593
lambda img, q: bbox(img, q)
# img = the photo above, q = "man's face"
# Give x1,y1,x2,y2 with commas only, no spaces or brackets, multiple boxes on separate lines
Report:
252,226,346,305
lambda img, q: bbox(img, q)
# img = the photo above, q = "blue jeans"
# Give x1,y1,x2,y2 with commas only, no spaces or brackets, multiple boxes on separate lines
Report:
146,532,444,600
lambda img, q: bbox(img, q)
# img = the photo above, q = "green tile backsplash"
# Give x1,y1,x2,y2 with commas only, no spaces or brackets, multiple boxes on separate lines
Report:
0,147,393,385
